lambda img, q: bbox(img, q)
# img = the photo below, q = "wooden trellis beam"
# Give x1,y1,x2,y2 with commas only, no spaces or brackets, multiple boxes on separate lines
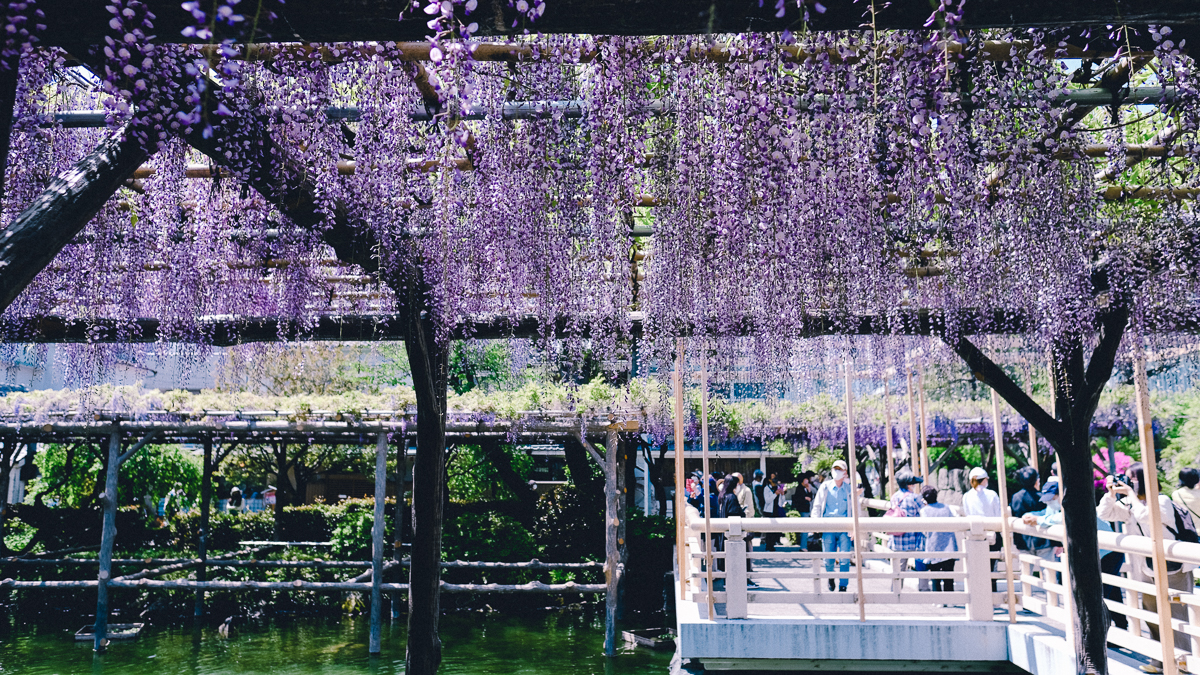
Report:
28,0,1200,46
6,307,1199,346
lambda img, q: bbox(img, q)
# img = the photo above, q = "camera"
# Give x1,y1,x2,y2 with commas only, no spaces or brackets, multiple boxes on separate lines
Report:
1113,474,1130,486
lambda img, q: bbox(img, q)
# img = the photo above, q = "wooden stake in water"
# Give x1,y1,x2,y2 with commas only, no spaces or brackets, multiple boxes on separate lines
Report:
369,432,387,654
845,360,866,622
1134,348,1179,675
991,390,1017,624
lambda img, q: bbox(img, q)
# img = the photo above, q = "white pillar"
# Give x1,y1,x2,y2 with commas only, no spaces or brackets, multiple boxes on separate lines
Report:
725,518,748,619
964,517,994,622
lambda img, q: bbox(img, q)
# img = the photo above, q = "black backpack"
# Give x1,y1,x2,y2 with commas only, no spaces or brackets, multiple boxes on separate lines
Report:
1168,501,1200,544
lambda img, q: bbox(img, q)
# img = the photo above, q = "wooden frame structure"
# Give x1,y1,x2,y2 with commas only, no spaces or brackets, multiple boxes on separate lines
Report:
0,413,629,655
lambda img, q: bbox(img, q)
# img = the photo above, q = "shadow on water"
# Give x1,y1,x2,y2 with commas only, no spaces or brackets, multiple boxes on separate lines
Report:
0,610,672,675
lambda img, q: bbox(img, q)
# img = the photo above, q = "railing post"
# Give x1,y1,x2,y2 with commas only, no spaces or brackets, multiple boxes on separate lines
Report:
965,517,993,621
725,518,747,619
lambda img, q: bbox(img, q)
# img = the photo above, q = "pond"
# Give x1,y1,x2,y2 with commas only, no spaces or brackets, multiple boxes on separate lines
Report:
0,611,674,675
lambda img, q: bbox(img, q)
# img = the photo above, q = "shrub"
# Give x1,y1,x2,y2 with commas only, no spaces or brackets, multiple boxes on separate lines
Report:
443,511,537,562
532,484,603,562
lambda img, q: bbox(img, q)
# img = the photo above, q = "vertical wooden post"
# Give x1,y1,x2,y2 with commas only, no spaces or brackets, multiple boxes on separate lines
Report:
845,360,866,622
700,345,715,620
616,433,629,620
603,426,622,655
194,437,213,620
370,433,387,655
1024,372,1040,476
1135,348,1179,675
392,441,406,620
94,428,120,652
884,378,897,498
674,341,687,599
991,391,1017,623
918,369,931,481
906,367,920,476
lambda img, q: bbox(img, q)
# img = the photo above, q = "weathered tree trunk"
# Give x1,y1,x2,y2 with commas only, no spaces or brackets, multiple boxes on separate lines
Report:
405,302,449,675
0,129,149,313
563,434,602,497
0,52,20,205
94,430,120,652
393,440,406,620
194,437,213,620
481,439,536,519
946,306,1129,675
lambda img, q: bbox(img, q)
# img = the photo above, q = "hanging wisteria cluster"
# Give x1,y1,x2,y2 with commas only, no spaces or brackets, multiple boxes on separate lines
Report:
0,2,1198,421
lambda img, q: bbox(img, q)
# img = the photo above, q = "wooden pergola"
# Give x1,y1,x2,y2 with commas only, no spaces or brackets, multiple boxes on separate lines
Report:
1,3,1198,674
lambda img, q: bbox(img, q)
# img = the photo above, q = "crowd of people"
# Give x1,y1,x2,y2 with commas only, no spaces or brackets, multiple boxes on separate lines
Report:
684,456,1200,643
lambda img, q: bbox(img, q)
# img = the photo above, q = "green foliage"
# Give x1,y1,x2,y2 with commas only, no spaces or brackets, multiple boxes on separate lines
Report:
532,484,603,562
443,511,537,562
448,341,516,394
447,444,533,502
26,443,201,510
331,510,375,560
626,512,673,541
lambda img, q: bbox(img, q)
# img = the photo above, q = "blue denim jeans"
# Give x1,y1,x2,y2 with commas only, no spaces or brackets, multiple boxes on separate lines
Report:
798,512,810,550
822,531,852,588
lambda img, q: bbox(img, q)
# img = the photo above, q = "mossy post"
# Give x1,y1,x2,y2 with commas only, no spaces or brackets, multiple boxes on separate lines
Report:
370,432,387,655
603,425,622,656
194,436,213,620
392,440,406,620
94,429,120,652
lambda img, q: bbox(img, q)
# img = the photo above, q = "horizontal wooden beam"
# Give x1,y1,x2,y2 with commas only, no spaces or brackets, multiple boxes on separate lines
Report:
33,1,1200,46
44,88,1180,130
0,308,1141,346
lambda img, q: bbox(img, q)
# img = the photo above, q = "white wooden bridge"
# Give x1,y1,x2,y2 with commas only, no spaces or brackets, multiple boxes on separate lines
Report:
675,509,1200,674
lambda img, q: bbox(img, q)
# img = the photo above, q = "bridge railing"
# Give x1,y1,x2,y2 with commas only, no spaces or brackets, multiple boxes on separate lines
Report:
684,509,1200,672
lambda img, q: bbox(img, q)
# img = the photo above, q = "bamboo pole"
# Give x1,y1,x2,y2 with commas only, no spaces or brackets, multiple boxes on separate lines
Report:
884,378,897,497
918,370,931,481
700,345,715,621
194,437,213,620
1134,348,1179,675
906,367,920,476
369,433,387,654
845,360,866,622
93,429,120,652
674,340,687,600
991,391,1017,623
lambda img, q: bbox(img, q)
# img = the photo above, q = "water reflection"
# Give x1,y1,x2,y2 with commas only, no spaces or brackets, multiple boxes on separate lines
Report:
1,611,671,675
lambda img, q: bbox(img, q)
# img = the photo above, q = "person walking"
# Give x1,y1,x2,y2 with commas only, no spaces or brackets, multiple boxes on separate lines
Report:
1099,463,1194,667
761,472,783,551
812,459,860,592
919,486,959,593
791,471,815,550
1023,481,1127,630
1010,466,1055,562
751,469,766,518
730,472,757,583
888,469,927,584
962,466,1003,591
1173,468,1200,522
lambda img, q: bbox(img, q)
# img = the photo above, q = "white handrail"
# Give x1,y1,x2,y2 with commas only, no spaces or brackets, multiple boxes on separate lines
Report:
690,515,998,533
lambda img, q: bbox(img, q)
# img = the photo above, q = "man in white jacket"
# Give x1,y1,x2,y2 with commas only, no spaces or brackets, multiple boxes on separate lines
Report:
1098,462,1193,663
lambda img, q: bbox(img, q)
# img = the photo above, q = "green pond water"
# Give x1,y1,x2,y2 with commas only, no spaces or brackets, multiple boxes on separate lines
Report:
0,612,674,675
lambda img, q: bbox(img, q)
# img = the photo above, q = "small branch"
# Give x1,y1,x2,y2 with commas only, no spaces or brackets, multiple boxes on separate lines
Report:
1080,304,1131,421
942,332,1065,447
571,430,605,467
118,431,161,465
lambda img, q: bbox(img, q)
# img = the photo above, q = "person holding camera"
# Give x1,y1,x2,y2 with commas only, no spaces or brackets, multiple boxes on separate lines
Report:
1098,463,1194,662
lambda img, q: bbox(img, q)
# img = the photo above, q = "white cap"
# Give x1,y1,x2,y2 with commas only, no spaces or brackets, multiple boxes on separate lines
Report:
968,467,988,481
